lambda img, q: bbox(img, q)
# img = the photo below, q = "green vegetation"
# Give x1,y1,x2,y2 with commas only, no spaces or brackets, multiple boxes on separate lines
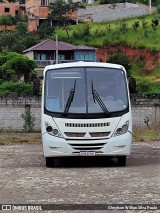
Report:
0,51,37,83
136,77,160,94
0,128,160,145
0,15,37,53
133,127,160,142
137,0,159,7
0,51,37,96
0,30,37,53
107,52,131,76
107,52,160,94
21,111,35,132
0,132,41,145
129,55,160,94
0,82,32,96
48,0,78,37
55,14,160,50
0,15,14,29
54,14,160,94
0,8,160,96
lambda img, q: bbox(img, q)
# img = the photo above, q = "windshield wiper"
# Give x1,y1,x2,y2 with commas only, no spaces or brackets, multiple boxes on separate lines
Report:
64,79,76,116
92,81,109,114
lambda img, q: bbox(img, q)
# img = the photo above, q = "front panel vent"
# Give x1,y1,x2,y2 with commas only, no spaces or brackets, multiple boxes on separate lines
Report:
69,143,106,150
65,122,110,128
64,132,85,137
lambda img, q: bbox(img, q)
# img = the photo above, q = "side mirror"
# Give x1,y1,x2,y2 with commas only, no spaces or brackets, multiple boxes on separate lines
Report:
128,76,136,93
33,79,40,95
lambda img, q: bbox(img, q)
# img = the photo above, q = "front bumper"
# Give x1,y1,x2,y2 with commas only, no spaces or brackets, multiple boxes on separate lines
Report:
42,132,132,157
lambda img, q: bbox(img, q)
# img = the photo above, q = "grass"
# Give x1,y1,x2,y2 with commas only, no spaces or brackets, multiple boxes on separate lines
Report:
54,14,160,51
133,127,160,142
0,132,41,145
0,128,160,145
53,13,160,94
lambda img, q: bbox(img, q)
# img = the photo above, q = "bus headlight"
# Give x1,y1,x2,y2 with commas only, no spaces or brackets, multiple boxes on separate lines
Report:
113,121,129,137
45,122,63,137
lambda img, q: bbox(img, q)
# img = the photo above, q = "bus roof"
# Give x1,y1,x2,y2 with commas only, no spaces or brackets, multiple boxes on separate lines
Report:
44,61,125,73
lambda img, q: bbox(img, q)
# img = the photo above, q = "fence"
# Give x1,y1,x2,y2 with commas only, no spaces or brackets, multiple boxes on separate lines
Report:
0,94,160,131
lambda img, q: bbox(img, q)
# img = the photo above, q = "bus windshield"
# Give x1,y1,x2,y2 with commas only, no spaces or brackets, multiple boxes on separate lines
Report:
45,67,128,114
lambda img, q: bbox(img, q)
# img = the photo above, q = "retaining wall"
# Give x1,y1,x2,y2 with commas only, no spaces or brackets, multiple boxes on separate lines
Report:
0,94,160,131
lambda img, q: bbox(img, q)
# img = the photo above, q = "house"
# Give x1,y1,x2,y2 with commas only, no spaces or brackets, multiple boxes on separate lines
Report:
25,0,78,32
23,39,97,73
0,1,25,30
0,0,78,32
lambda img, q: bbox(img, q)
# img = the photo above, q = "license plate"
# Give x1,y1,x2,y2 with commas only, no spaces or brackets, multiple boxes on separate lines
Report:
80,151,95,156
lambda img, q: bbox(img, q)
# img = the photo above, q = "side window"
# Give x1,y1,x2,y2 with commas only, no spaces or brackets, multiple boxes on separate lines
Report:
76,53,85,60
36,54,46,60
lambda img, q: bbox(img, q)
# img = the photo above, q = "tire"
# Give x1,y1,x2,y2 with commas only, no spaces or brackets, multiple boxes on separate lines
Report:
46,157,59,168
117,156,126,167
46,157,53,168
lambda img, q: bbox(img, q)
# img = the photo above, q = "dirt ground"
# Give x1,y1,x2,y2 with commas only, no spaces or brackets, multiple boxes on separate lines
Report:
0,141,160,212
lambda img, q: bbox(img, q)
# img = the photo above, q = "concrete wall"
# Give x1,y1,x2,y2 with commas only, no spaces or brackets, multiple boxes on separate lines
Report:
0,97,41,131
23,51,34,60
78,3,145,22
131,94,160,128
0,94,160,131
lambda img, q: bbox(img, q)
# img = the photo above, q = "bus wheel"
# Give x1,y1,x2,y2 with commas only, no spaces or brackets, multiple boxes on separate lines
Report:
117,156,126,166
46,157,59,167
46,157,53,167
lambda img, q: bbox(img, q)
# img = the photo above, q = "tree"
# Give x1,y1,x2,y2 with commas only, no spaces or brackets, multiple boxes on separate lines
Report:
48,0,78,38
0,15,14,29
0,30,23,52
15,22,28,35
0,51,37,83
0,30,37,53
38,21,54,39
107,52,131,77
157,4,160,13
21,36,38,50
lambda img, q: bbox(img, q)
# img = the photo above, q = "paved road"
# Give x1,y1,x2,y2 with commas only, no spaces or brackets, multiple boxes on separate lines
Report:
0,142,160,212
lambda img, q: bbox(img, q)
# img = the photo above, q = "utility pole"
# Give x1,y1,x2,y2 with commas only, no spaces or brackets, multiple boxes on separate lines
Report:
56,34,58,64
149,0,152,14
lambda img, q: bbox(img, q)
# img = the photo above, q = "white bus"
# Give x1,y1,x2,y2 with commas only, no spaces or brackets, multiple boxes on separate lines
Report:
41,61,134,167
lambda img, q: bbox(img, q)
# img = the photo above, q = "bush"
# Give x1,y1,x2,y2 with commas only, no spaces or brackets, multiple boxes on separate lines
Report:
21,111,35,132
157,4,160,14
107,52,131,77
72,24,90,39
0,82,32,96
136,77,160,94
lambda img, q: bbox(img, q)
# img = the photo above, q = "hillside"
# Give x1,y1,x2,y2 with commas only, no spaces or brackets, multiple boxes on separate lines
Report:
57,14,160,51
55,14,160,83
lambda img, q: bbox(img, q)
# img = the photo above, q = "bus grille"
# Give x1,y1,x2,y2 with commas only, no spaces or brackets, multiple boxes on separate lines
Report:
64,132,110,138
68,143,106,150
65,122,110,128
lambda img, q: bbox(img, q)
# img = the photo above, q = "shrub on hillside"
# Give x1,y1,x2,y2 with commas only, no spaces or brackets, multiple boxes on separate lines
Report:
107,52,131,77
136,77,160,94
72,24,90,39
